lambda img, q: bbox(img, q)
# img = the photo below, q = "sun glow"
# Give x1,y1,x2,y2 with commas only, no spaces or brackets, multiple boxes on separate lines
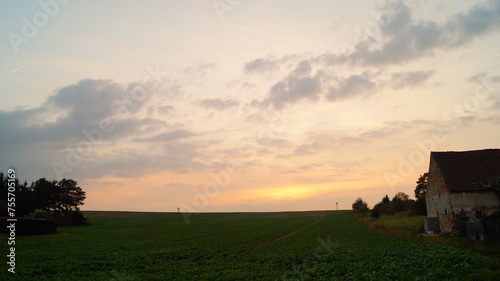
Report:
249,185,330,201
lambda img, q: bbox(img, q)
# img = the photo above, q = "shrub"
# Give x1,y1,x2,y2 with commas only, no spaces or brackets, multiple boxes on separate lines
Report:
0,217,56,236
370,208,381,220
26,209,54,221
54,210,89,226
352,198,369,216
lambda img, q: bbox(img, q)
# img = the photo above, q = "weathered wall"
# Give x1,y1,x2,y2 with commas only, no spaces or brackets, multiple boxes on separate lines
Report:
426,155,453,232
450,191,500,222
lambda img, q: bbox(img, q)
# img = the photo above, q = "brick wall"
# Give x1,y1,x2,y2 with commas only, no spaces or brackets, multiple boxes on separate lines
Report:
426,155,453,232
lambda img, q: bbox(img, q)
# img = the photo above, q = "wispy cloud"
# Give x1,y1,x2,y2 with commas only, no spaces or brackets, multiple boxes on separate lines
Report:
197,98,239,110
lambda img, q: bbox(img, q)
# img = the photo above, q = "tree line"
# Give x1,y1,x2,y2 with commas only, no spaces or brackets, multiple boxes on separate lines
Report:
352,173,428,218
0,172,86,218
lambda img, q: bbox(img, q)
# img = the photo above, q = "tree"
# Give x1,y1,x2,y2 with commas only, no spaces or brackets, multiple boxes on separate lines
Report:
414,173,428,216
0,173,86,219
31,178,86,216
352,197,369,215
415,173,429,199
0,172,36,217
483,177,500,197
55,178,86,215
373,195,393,215
32,178,59,211
394,192,409,201
370,208,381,219
391,192,410,212
15,180,35,217
0,172,8,216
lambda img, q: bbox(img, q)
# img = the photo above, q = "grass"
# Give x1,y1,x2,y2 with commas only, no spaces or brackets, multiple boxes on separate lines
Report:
376,212,425,232
361,212,500,261
0,211,498,280
364,212,425,239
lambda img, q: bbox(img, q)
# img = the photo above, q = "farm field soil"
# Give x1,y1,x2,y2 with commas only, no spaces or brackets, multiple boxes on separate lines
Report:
0,211,498,280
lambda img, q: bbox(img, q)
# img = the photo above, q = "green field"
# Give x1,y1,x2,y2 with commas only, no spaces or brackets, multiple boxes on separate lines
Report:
1,211,498,280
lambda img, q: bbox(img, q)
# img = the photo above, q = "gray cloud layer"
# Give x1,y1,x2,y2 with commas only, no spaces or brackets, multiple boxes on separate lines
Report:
0,78,207,180
246,0,500,109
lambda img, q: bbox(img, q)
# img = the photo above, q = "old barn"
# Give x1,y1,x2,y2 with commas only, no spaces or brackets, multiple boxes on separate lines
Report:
425,149,500,234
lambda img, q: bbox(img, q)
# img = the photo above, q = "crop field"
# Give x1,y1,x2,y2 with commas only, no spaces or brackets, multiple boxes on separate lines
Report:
1,211,498,280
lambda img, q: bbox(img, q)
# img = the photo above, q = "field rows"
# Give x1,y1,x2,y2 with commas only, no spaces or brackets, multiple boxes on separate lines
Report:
0,211,498,280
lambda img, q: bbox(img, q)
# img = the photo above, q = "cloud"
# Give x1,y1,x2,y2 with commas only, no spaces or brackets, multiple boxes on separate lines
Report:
225,80,256,91
327,74,376,101
244,57,279,74
0,79,136,144
446,0,500,47
164,182,181,187
0,78,208,181
287,119,431,159
157,105,175,115
243,55,302,75
183,63,216,79
197,98,239,110
391,70,434,89
135,129,195,142
248,1,500,110
160,141,206,172
70,142,206,178
261,60,323,109
352,1,500,66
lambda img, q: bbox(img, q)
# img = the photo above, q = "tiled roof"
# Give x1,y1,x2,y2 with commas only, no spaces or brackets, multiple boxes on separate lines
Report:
431,149,500,192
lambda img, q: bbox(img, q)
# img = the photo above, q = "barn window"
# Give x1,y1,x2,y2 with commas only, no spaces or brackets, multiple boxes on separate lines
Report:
475,211,482,219
445,209,447,214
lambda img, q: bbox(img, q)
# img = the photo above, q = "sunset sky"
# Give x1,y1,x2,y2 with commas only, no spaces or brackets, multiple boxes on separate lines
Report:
1,0,499,212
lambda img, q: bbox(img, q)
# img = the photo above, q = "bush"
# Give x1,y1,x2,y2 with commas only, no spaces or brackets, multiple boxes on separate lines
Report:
482,210,500,222
352,198,369,216
0,217,56,236
414,197,427,216
26,209,54,221
53,210,89,226
370,208,381,219
70,210,89,225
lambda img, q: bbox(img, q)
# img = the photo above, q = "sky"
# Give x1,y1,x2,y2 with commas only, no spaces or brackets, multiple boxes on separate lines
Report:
1,0,499,212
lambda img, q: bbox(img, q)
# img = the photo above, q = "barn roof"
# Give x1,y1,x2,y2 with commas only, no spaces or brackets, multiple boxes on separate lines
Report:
431,149,500,192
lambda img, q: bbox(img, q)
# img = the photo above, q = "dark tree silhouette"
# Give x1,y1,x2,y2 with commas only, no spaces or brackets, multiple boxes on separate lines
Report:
415,173,429,199
32,178,59,212
352,197,369,215
32,178,86,215
391,192,412,212
1,173,86,217
55,178,86,215
414,173,428,215
373,195,393,215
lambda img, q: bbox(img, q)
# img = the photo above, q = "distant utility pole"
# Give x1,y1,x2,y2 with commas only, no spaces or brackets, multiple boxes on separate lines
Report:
336,202,338,210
